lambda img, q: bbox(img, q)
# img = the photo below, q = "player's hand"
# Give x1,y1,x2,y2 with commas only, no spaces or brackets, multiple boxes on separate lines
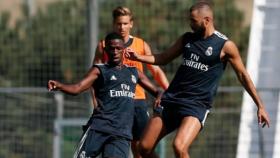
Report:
48,80,59,91
125,48,139,61
154,89,163,107
257,107,270,128
153,98,163,115
154,97,161,109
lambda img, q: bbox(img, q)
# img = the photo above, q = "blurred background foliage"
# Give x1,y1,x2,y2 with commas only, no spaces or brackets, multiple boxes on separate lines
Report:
0,0,249,88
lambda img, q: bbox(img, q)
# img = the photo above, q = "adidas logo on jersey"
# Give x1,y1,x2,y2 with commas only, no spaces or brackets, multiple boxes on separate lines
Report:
110,75,117,80
185,43,191,48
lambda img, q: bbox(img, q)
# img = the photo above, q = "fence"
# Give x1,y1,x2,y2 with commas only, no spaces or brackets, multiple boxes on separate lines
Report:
1,87,277,158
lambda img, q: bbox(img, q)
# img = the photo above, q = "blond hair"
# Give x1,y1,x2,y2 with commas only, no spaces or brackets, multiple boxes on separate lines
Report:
112,6,134,22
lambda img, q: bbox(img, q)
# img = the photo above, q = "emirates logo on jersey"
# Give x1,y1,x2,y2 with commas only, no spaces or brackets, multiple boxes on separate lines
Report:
183,53,209,71
110,83,135,98
205,47,213,56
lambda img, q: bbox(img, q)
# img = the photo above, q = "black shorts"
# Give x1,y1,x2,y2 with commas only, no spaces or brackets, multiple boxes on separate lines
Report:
83,100,149,141
161,102,210,134
78,129,130,158
132,99,149,140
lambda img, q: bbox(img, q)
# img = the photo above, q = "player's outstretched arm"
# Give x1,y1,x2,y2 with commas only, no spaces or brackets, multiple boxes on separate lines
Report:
223,40,270,128
125,35,184,65
142,41,169,90
48,67,100,95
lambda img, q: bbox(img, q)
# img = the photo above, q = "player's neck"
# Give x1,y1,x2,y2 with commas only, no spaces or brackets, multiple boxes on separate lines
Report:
109,60,124,69
204,27,215,38
123,35,130,43
115,63,124,69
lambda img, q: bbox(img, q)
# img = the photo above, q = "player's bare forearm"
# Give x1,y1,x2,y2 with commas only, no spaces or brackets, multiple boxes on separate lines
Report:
155,72,169,90
138,70,162,97
126,36,182,65
48,67,99,95
139,80,163,109
125,50,156,64
147,65,169,90
236,71,270,127
237,71,263,108
139,80,159,97
126,48,171,65
48,80,85,95
154,69,169,90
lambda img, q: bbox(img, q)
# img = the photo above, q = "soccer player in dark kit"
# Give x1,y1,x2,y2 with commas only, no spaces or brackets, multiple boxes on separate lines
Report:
126,2,270,158
92,6,169,158
48,32,162,158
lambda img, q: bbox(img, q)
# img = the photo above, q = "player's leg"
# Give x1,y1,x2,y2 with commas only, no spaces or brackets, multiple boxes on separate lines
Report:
139,115,168,158
131,99,153,158
173,116,201,158
77,129,107,158
103,136,130,158
73,126,90,158
131,140,140,158
82,113,94,133
74,117,95,158
173,106,210,158
139,102,181,158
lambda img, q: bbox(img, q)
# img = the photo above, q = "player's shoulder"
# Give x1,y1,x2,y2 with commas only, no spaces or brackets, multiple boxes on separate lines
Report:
123,64,138,73
89,64,106,75
182,31,193,37
123,64,137,69
181,32,197,44
223,40,237,51
98,39,105,47
93,63,106,66
127,35,147,55
182,32,196,38
213,30,228,40
96,39,105,53
129,35,145,45
130,35,144,41
92,63,108,69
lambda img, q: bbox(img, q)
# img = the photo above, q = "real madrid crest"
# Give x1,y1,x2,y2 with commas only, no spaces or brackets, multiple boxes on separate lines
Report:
131,75,137,84
205,47,213,56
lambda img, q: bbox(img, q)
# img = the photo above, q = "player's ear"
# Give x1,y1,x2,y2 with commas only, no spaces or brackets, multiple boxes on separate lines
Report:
130,21,133,28
204,17,211,25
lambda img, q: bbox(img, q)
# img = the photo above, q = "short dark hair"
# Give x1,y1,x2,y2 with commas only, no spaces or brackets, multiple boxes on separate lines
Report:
189,1,213,12
105,32,124,46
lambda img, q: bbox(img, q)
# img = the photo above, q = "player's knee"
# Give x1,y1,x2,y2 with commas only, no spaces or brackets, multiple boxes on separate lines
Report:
139,141,153,156
172,139,189,155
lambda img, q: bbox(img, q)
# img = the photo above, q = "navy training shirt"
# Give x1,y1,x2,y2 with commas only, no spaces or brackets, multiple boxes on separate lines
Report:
91,64,138,140
162,31,228,109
